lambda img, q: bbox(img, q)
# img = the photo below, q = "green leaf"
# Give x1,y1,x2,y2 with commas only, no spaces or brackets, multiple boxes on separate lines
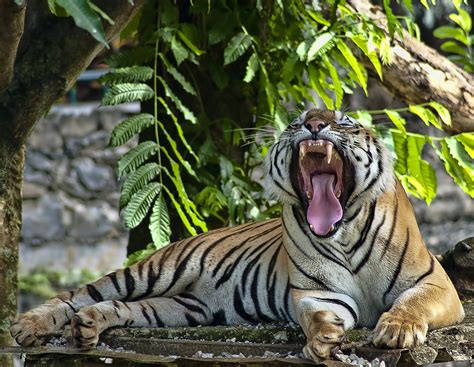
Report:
440,41,468,56
433,26,469,45
48,0,68,16
106,47,154,68
450,9,471,33
296,40,311,61
433,140,474,197
120,163,161,208
109,113,155,147
336,39,367,95
406,135,436,203
402,0,413,13
149,192,171,248
159,54,197,95
118,141,158,178
123,182,162,228
408,105,441,129
177,30,205,56
308,66,334,109
350,35,383,80
55,0,109,47
88,2,114,25
170,37,190,66
385,110,406,135
456,133,474,158
102,83,154,105
445,136,474,174
307,32,335,62
124,243,157,267
223,32,252,66
99,66,153,85
282,53,300,81
383,0,398,37
243,53,259,83
323,56,343,109
158,77,197,124
428,101,451,126
162,186,196,236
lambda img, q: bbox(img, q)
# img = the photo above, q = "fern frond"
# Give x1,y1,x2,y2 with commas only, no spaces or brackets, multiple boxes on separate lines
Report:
123,182,161,228
149,192,171,248
158,77,197,124
106,47,154,68
99,66,154,85
224,32,252,65
120,162,161,208
109,113,155,147
102,83,154,106
118,141,158,178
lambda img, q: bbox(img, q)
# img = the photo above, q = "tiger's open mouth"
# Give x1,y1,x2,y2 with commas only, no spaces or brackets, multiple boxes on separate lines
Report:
295,139,352,237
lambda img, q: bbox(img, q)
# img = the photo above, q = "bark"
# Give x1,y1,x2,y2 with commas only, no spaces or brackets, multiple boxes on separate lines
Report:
0,142,23,347
0,0,26,94
348,0,474,134
0,0,145,347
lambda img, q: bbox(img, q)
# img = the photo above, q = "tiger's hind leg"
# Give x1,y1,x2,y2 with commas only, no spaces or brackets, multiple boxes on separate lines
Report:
71,294,213,349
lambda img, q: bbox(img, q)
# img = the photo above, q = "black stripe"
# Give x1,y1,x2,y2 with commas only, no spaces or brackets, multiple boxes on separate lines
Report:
140,304,152,325
415,255,435,284
286,251,330,290
140,245,175,299
283,279,297,323
185,313,200,326
215,247,252,289
210,310,227,326
353,212,386,273
233,285,258,324
310,297,358,324
380,196,398,259
250,265,273,322
149,305,165,327
60,299,78,313
86,284,104,302
123,267,136,300
383,229,410,304
178,293,207,307
173,297,207,318
160,242,202,296
106,272,122,295
267,269,280,319
344,201,377,256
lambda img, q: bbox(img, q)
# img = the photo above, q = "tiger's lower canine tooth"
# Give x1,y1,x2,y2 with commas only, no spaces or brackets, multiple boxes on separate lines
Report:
326,144,333,164
310,224,314,231
306,191,312,199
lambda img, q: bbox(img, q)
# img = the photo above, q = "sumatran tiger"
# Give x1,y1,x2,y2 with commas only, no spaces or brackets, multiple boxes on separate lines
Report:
11,109,464,362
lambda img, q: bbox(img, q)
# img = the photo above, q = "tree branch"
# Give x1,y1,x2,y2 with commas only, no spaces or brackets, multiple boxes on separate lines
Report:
348,0,474,134
0,0,145,144
0,0,26,94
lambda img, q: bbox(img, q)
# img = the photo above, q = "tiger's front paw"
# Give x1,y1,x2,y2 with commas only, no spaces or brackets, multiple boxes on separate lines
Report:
373,312,427,349
10,305,64,346
71,307,104,349
303,310,346,362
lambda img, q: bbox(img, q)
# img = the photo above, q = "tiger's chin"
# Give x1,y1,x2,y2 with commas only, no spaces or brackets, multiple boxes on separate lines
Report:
294,138,354,237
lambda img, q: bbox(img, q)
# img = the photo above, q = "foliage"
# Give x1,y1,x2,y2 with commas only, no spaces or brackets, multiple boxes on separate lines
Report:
434,3,473,72
48,0,474,265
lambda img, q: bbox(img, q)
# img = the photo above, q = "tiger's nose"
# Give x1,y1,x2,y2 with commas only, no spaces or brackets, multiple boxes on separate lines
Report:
304,119,328,133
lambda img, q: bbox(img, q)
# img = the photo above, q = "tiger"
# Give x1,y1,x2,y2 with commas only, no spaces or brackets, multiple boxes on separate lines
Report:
11,108,464,362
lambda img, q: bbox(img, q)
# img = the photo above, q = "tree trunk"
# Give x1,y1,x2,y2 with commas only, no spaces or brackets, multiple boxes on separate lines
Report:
348,0,474,134
0,141,24,347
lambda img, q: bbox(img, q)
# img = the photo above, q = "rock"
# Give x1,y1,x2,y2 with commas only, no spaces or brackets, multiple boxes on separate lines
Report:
60,116,97,138
26,151,56,172
68,202,119,239
22,194,66,241
72,157,115,192
23,182,47,199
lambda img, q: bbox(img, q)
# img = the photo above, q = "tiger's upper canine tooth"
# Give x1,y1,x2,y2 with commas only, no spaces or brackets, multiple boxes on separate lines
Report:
306,190,312,200
300,145,306,159
326,143,333,164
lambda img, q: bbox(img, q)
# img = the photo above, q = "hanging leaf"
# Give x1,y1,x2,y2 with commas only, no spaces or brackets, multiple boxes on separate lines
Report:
385,110,406,135
243,53,259,83
433,26,469,45
307,32,335,62
149,192,171,248
102,83,154,105
391,130,407,175
170,37,190,66
177,30,205,55
428,101,451,126
408,105,441,129
445,137,474,174
158,77,197,124
106,47,154,68
55,0,109,47
108,113,155,148
223,32,252,65
159,54,197,95
118,141,158,178
123,182,162,228
99,66,153,85
336,39,367,95
162,185,197,236
323,56,343,109
456,133,474,158
120,163,161,208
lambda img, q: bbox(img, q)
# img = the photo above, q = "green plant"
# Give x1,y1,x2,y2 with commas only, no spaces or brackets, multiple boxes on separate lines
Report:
434,3,473,72
46,0,474,264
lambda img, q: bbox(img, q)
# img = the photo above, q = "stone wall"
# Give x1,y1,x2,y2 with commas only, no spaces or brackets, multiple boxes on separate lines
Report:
20,104,139,276
20,104,473,278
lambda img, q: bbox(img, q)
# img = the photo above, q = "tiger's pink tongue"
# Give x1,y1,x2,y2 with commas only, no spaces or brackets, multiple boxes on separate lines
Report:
307,174,342,236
